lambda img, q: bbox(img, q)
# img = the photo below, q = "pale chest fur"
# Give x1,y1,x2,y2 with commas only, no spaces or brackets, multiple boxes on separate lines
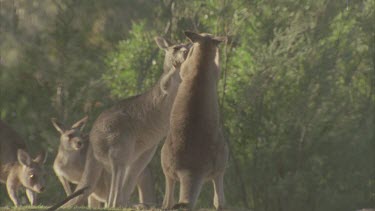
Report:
53,150,86,183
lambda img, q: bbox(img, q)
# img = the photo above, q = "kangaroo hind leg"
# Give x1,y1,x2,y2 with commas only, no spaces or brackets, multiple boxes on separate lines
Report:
121,145,158,208
174,173,204,209
212,172,225,210
107,158,127,207
162,174,176,209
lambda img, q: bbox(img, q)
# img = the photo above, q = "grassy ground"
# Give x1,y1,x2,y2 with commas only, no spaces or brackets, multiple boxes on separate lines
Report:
0,206,249,211
0,206,133,211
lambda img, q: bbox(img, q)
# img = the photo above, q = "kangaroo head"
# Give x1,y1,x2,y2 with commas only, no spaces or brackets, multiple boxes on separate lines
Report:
17,149,47,193
180,31,226,80
155,37,190,72
51,116,88,151
184,31,227,47
155,37,191,95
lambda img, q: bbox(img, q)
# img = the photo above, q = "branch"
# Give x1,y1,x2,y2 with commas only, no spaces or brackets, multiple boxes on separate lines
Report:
46,186,89,211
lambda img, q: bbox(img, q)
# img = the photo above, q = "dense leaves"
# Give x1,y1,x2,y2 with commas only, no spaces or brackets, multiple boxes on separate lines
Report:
0,0,373,210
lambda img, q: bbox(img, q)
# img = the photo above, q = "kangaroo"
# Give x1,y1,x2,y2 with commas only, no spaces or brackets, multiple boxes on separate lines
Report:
52,116,156,207
0,120,47,206
161,32,229,210
64,37,190,208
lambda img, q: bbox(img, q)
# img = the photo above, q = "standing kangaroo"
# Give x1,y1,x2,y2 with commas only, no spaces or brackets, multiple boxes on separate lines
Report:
161,32,229,210
0,120,47,206
52,116,155,207
64,37,190,208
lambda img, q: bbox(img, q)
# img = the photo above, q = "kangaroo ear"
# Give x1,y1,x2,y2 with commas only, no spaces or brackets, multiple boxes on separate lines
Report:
71,116,88,131
17,149,31,167
184,31,202,43
212,36,227,45
155,37,172,50
34,151,47,164
51,118,64,134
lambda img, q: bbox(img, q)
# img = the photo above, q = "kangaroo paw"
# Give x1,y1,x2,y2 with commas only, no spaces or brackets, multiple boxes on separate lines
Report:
133,203,150,210
172,202,190,210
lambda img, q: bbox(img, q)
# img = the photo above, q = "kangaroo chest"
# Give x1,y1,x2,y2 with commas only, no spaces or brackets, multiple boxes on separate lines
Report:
54,151,86,183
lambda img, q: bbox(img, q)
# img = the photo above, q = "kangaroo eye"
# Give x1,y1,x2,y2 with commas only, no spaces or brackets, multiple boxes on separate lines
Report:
29,174,35,179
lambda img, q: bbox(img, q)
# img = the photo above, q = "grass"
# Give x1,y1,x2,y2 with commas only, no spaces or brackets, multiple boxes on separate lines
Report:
0,206,134,211
0,206,249,211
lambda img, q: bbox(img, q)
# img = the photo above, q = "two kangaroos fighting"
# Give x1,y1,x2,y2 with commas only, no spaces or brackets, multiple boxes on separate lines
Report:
65,37,190,208
64,32,228,209
0,32,227,209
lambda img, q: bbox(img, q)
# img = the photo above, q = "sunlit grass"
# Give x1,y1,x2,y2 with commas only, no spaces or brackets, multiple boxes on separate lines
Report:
0,206,134,211
0,206,249,211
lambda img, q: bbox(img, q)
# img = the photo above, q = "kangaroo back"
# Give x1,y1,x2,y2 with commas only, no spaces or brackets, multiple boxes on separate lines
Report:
161,32,228,210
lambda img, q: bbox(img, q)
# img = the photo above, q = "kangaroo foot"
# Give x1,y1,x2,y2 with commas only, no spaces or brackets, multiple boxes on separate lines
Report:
172,202,190,210
133,203,151,210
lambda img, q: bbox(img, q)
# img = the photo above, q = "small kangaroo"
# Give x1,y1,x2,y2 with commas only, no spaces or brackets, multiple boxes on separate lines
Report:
0,120,47,206
64,37,190,208
161,32,229,210
52,116,156,207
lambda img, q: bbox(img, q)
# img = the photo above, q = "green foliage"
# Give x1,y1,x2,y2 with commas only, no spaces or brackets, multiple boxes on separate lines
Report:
0,0,373,210
103,21,164,98
221,1,374,210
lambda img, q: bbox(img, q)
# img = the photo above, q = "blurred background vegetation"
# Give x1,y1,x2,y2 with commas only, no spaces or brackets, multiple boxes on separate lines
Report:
0,0,374,210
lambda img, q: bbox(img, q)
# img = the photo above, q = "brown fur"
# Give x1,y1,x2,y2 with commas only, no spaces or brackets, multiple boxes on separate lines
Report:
161,32,229,210
64,37,190,208
0,120,46,206
52,116,155,208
